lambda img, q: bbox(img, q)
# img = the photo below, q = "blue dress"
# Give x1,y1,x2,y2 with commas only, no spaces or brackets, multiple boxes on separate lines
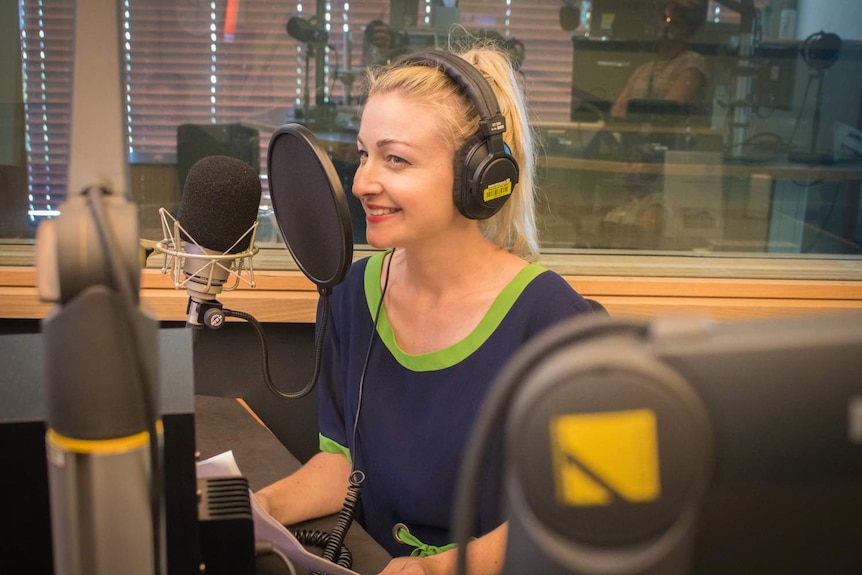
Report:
317,252,592,557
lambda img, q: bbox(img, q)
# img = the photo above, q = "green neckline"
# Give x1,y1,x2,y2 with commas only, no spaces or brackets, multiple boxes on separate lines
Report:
364,253,545,372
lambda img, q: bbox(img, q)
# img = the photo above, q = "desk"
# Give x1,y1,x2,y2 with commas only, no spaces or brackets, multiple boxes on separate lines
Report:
194,394,392,575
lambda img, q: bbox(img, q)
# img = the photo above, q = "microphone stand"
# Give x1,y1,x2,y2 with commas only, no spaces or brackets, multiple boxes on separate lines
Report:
809,68,826,155
40,188,164,575
789,31,842,164
39,0,164,573
297,39,334,129
302,42,313,122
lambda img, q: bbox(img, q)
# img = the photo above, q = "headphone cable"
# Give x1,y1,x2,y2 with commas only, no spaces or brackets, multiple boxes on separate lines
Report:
351,248,395,473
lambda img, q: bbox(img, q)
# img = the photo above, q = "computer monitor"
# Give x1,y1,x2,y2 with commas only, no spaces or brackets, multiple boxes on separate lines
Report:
570,38,654,122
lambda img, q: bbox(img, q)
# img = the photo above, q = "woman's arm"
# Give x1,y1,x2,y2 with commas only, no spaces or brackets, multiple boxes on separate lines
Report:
611,79,635,119
377,523,508,575
662,67,705,106
254,450,352,525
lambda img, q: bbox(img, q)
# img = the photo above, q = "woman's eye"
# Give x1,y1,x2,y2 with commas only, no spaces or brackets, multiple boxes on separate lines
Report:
388,155,407,165
357,150,368,161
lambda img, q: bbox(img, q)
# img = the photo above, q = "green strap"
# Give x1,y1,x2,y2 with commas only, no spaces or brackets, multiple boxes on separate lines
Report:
393,524,457,558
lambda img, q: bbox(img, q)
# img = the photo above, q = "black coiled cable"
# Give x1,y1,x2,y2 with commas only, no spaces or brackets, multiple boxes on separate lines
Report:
295,470,364,572
291,529,353,569
324,471,364,562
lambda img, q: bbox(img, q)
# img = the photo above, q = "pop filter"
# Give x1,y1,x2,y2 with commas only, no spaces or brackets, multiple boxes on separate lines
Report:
267,123,353,291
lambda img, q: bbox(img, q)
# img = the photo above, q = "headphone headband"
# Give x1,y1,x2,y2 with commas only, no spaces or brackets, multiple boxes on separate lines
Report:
396,50,508,141
391,50,520,220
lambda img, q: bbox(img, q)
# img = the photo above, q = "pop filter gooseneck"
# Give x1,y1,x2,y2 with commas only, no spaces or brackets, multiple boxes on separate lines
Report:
240,123,353,401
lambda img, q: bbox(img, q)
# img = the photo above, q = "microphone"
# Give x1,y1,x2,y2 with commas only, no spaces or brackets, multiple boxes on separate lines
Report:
559,2,581,32
154,155,262,328
286,16,329,45
153,125,354,403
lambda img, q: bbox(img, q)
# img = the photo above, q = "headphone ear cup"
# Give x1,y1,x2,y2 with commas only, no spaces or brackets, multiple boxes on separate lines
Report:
454,136,520,220
452,135,484,219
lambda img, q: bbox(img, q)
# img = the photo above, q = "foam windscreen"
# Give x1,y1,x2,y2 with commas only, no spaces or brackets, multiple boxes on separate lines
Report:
177,155,262,254
267,123,353,290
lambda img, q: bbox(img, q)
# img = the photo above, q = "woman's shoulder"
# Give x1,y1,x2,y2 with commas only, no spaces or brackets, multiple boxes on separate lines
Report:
496,265,593,338
330,254,375,305
334,255,370,287
679,49,709,75
519,264,592,312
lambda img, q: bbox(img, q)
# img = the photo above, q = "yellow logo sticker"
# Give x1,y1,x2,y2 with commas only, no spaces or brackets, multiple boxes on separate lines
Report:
550,409,660,506
483,179,513,202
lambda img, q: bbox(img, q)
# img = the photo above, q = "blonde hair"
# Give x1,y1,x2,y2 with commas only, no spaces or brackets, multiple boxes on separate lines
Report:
362,43,539,260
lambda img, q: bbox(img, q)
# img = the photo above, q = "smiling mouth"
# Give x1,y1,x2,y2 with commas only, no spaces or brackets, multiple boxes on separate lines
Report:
367,207,400,216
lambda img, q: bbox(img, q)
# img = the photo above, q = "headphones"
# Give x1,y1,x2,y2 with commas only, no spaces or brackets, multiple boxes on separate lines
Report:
395,50,520,220
801,31,842,72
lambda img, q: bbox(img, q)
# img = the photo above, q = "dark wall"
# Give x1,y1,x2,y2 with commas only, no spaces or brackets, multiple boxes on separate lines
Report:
0,318,321,463
174,320,321,463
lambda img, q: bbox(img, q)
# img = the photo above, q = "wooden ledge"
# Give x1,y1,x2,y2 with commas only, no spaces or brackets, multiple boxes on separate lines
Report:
3,266,862,322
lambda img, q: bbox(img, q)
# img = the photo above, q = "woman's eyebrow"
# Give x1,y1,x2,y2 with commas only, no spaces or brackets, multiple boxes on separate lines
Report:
357,134,415,147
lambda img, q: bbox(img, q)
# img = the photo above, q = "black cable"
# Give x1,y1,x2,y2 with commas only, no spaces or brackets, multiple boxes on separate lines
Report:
301,249,396,572
291,529,354,568
86,187,163,575
351,248,395,473
229,251,395,571
232,251,395,571
310,470,365,574
451,316,650,575
787,72,816,151
222,287,331,400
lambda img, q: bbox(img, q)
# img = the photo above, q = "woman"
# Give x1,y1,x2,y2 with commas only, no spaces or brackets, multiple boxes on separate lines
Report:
256,43,592,575
611,0,709,119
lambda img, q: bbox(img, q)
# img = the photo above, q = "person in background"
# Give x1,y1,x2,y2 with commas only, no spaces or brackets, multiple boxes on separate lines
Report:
601,142,668,249
363,19,407,67
255,40,593,575
611,0,709,119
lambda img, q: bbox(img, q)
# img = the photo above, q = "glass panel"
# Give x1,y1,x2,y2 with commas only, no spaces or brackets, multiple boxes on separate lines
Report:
541,0,862,260
1,0,860,277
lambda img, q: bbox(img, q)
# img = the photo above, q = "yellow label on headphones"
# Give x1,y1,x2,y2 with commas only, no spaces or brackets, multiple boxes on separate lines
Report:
550,409,660,506
483,179,513,203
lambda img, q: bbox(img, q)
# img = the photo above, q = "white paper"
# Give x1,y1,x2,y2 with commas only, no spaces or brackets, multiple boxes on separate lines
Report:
197,451,361,575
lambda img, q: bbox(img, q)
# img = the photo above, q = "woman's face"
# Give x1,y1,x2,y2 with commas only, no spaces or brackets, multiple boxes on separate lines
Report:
353,91,460,249
659,1,696,43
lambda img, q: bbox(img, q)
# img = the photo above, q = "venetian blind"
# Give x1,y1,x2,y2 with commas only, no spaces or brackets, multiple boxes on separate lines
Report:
19,0,74,219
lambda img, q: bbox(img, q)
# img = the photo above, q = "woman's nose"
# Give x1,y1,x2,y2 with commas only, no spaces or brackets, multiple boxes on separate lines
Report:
352,162,381,198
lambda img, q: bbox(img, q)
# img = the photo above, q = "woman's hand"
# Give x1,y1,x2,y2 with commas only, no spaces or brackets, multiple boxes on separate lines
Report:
377,556,440,575
252,451,352,525
377,523,508,575
252,489,273,516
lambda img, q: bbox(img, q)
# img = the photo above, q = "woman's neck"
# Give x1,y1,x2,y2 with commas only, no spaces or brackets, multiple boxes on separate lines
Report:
657,40,685,60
